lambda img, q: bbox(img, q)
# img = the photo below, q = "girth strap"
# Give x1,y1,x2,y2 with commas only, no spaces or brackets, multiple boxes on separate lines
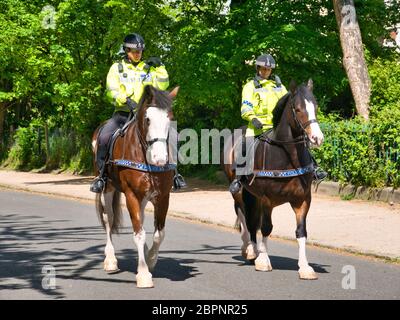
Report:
111,159,176,172
254,164,314,178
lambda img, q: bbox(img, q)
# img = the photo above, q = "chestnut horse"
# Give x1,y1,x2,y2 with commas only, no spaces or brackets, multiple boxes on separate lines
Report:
92,85,178,288
223,79,324,280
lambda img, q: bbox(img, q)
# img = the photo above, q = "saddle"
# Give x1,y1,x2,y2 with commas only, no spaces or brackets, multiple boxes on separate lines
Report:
107,115,135,162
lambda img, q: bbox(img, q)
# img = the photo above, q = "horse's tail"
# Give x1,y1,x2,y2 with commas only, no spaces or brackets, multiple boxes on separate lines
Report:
95,190,123,234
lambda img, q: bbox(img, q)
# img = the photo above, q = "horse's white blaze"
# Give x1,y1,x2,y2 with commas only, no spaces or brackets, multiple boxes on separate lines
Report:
305,98,324,146
146,106,170,166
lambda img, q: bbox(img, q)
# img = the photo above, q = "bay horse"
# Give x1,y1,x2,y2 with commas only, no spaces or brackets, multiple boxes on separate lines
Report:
92,85,179,288
223,79,324,280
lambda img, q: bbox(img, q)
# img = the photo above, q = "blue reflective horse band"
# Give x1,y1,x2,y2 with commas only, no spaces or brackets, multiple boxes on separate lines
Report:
112,159,176,172
255,164,314,178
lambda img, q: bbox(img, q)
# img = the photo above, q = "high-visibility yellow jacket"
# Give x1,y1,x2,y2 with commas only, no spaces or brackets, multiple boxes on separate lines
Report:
105,59,169,112
241,77,288,136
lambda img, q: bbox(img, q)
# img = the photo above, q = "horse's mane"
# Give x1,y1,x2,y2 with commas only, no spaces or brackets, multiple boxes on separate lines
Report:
272,93,290,128
136,85,172,113
272,84,315,128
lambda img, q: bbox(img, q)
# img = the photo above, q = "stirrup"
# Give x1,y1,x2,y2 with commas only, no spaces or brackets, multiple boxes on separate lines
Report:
90,176,106,193
173,174,187,190
313,168,327,182
229,179,242,195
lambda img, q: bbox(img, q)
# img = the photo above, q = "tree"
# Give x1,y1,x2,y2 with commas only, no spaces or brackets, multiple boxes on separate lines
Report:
333,0,371,120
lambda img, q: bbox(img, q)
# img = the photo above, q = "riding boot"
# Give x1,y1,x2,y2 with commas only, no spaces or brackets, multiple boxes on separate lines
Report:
230,135,250,195
229,176,242,195
90,145,108,193
173,170,187,190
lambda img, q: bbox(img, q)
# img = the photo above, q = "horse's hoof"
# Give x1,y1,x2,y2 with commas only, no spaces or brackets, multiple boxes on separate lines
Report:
136,272,154,288
255,261,273,272
104,259,119,274
254,254,273,271
241,244,257,260
298,267,318,280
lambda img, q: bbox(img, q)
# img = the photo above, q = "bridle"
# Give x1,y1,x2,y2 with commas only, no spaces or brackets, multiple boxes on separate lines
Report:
264,91,318,146
136,102,170,150
290,94,319,134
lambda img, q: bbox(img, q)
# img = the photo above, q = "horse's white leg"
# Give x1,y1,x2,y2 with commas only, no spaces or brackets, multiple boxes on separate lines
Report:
255,206,273,271
147,228,165,271
292,198,318,280
297,237,317,280
102,190,119,273
147,195,169,271
133,227,153,288
255,236,273,271
236,205,257,260
127,193,153,288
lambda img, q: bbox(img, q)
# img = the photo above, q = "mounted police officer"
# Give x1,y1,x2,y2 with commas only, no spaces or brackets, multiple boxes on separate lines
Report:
90,33,186,193
229,53,327,194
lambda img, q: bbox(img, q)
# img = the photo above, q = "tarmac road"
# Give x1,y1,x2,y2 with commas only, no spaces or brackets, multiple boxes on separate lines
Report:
0,190,399,300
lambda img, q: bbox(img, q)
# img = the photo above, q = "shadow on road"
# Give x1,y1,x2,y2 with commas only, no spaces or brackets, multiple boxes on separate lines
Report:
232,254,329,274
25,177,93,186
0,214,233,298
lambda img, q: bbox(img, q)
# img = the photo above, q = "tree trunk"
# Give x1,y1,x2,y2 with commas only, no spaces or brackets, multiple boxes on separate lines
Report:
0,103,5,150
333,0,371,120
44,121,50,166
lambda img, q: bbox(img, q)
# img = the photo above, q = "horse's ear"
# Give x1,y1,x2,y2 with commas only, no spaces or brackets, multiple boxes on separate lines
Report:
307,78,314,92
144,84,154,98
169,86,179,99
289,80,297,94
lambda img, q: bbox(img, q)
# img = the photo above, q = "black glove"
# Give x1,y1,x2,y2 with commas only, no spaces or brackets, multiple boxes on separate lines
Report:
126,97,137,112
251,118,263,130
146,57,162,68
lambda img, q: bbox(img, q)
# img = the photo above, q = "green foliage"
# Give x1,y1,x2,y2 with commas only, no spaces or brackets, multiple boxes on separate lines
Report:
1,0,399,188
6,124,44,169
313,109,400,188
369,58,400,111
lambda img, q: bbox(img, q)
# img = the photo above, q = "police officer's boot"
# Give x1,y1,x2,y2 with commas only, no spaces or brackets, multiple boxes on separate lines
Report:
229,176,242,195
310,154,327,182
90,145,108,193
173,170,187,190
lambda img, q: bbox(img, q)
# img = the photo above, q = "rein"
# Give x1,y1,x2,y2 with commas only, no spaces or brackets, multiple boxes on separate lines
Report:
263,93,318,146
136,102,169,149
111,100,174,173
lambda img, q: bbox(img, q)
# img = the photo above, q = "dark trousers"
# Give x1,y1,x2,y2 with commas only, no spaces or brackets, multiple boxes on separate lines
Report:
96,111,130,171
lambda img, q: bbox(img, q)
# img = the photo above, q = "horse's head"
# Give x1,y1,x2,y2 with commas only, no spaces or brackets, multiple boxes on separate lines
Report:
288,79,324,147
136,85,178,166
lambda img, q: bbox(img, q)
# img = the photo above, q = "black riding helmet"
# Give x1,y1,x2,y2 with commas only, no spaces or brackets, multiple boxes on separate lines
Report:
255,54,276,69
123,33,145,51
